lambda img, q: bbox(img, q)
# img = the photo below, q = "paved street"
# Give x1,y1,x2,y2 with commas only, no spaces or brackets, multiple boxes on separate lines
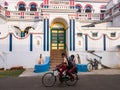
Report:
0,75,120,90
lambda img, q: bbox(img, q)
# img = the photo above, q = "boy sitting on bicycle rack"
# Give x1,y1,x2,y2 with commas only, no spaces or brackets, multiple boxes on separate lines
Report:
67,55,78,80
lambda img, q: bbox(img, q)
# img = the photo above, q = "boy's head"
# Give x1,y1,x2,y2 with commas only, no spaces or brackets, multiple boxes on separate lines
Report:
71,55,74,60
61,53,65,58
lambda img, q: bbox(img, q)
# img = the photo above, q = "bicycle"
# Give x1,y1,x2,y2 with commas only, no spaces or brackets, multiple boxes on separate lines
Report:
87,58,102,72
87,50,102,72
42,67,79,87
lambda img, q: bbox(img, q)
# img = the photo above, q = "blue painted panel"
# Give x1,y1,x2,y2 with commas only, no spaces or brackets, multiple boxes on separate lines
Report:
77,64,88,72
34,57,50,73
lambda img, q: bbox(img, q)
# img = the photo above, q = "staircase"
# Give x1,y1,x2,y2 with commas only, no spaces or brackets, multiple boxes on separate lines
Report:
50,50,67,69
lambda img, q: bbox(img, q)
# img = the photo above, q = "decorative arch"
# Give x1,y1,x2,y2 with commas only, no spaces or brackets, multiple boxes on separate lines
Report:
17,1,26,11
85,4,93,8
17,1,26,6
28,2,38,8
29,2,38,11
50,22,66,29
50,17,68,30
75,4,82,12
85,4,93,13
75,4,82,8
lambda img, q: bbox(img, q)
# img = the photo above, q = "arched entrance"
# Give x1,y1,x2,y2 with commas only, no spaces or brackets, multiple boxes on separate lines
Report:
50,18,68,68
51,22,66,50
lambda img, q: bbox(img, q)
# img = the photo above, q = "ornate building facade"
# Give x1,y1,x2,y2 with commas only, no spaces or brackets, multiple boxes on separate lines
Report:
1,0,120,70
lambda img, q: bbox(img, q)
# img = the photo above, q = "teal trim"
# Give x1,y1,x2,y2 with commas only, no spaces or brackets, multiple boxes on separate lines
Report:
9,33,12,51
103,34,106,51
73,19,75,51
30,34,33,51
85,34,88,51
70,19,72,51
47,19,49,51
21,31,25,37
43,19,46,51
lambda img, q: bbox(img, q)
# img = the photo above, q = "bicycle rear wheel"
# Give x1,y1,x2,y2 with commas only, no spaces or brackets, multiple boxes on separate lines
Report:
65,73,78,86
87,63,93,72
42,72,56,87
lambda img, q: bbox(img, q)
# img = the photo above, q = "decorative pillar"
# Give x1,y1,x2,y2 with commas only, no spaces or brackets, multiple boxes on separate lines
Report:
34,12,39,19
47,18,49,51
21,30,25,37
70,19,72,51
30,33,33,51
9,33,12,51
43,16,49,51
76,13,78,19
85,34,88,51
20,12,24,18
44,0,49,8
100,13,104,20
103,34,106,51
88,13,92,20
73,19,75,51
5,11,10,18
43,19,46,51
70,0,74,9
69,18,75,51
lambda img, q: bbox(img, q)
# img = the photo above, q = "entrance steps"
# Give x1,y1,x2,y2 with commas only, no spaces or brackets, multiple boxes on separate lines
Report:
50,50,66,69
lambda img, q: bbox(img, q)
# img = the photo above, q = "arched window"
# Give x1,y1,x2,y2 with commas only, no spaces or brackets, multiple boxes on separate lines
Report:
75,4,82,12
19,4,26,11
85,6,92,13
29,2,38,11
30,4,37,11
85,4,92,13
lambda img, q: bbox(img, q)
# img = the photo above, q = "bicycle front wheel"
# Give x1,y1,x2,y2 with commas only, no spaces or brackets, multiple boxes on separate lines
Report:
42,72,56,87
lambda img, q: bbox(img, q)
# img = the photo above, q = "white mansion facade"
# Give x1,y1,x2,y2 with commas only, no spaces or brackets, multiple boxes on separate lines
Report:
1,0,120,69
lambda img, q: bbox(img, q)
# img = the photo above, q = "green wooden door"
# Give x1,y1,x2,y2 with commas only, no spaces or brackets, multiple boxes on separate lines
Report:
51,28,66,50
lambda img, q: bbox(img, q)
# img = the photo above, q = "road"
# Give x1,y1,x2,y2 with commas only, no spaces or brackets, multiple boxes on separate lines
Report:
0,75,120,90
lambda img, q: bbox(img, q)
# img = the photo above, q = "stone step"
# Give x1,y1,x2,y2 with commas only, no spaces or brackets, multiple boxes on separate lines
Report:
50,50,67,69
50,60,63,63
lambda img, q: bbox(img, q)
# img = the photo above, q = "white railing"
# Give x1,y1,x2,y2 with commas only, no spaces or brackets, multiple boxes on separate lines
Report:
0,5,43,21
48,4,71,9
105,2,120,19
77,13,103,21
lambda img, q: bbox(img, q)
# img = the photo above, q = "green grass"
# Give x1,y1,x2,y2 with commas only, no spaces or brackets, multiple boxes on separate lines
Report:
0,69,25,78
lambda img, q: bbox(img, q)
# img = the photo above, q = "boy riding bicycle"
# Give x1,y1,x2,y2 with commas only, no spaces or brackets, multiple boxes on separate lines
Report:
56,53,68,83
56,54,77,83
